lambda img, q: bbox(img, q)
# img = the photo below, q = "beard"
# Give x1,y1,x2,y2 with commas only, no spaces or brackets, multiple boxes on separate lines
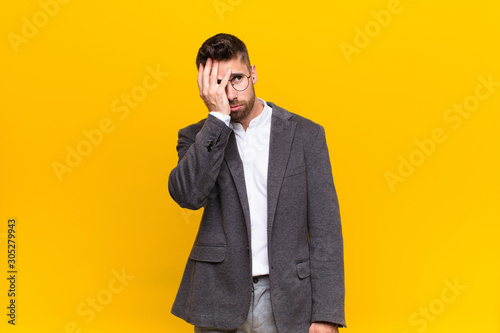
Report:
229,86,256,123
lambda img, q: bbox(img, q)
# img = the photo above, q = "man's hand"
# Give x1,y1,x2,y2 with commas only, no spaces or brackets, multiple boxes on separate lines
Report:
309,322,339,333
197,58,232,116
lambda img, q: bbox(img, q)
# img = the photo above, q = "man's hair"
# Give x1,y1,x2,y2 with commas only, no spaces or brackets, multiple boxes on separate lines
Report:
196,33,251,70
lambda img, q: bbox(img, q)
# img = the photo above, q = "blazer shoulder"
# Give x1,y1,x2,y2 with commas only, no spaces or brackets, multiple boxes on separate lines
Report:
267,101,324,135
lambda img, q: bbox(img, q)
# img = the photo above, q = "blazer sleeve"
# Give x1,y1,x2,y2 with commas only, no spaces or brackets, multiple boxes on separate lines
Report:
168,114,233,210
305,125,346,327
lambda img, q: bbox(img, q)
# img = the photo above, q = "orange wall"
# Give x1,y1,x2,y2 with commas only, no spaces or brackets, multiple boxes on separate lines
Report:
1,0,499,332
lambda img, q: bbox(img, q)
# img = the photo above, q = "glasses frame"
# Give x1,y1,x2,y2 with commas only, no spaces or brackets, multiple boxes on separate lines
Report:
217,73,252,92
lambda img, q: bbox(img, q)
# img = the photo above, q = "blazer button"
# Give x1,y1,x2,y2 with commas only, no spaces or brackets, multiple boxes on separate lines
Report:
207,140,214,152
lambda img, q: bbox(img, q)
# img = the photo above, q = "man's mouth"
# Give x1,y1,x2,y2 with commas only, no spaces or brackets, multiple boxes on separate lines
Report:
230,105,242,111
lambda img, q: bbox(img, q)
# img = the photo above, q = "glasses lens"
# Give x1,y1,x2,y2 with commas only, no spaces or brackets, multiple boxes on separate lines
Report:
232,75,249,91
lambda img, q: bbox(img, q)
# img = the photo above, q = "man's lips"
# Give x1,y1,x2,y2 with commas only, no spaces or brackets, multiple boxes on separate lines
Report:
230,105,242,111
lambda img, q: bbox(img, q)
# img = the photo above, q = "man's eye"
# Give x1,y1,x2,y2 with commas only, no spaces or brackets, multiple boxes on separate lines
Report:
233,76,243,82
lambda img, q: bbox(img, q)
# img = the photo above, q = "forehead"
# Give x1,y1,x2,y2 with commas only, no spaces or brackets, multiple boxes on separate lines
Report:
217,58,249,76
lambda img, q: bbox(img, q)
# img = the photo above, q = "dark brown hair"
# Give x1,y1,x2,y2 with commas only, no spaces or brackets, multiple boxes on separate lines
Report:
196,33,251,70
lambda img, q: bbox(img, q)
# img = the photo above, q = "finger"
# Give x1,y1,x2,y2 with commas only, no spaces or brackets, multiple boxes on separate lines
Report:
218,67,232,91
197,62,203,92
210,59,218,86
202,58,211,93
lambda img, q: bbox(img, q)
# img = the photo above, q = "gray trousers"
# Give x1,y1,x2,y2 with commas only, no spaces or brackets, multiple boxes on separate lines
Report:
194,276,278,333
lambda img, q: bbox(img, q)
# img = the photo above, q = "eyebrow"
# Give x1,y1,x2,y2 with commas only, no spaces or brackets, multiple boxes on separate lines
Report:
217,72,246,84
229,72,245,79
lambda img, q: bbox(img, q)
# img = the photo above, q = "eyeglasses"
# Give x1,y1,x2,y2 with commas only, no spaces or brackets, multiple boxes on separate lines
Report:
217,73,252,91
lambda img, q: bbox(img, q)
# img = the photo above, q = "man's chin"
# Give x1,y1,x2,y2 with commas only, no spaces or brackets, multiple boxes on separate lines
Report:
230,113,242,122
230,109,247,122
230,99,254,123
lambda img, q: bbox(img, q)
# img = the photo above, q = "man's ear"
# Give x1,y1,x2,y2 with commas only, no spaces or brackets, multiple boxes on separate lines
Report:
251,65,257,84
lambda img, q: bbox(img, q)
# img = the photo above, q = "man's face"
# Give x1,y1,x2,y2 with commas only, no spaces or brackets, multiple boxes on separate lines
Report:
216,58,257,123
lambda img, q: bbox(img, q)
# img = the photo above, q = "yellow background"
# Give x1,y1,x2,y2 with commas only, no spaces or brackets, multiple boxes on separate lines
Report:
1,0,499,332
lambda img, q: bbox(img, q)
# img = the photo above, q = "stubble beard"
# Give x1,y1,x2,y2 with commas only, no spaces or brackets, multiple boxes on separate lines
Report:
229,86,256,123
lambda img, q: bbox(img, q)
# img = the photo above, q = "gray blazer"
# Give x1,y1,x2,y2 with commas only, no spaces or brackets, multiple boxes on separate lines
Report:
168,102,345,332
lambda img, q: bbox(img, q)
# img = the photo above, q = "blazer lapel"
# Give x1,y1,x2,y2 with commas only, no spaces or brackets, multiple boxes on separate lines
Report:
267,105,297,232
224,132,252,245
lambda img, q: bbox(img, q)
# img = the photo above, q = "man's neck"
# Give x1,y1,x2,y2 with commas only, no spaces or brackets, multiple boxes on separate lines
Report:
239,98,265,131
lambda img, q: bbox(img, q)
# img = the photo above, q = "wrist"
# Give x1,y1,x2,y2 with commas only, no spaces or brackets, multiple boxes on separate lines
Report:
209,111,231,126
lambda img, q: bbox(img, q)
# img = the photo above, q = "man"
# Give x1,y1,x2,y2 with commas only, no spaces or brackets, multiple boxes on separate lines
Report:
168,33,345,333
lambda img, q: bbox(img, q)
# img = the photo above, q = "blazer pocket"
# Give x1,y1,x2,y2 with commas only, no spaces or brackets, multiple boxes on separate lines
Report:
296,259,311,279
284,164,306,179
189,244,226,263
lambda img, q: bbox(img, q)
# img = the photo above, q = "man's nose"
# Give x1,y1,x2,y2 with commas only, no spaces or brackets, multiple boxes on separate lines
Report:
226,83,237,100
